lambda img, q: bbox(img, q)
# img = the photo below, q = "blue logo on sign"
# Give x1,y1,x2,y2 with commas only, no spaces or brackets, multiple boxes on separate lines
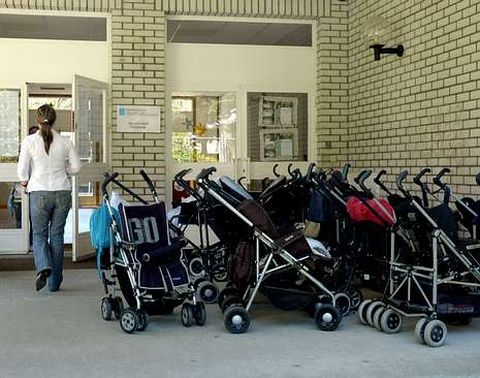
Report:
119,107,126,116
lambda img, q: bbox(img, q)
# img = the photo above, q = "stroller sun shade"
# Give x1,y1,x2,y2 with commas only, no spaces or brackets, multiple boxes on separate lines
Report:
119,202,189,290
346,196,396,227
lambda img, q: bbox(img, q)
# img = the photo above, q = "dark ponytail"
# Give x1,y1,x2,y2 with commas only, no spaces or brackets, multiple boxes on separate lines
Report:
35,104,56,155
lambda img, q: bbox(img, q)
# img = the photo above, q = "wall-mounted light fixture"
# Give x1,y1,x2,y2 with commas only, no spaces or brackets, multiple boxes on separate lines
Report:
362,16,404,61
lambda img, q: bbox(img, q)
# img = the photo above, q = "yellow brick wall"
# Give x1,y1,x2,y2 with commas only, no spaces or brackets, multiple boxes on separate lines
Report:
348,0,480,196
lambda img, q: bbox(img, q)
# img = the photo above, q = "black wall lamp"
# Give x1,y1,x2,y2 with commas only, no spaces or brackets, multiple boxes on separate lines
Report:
370,44,404,61
362,16,404,61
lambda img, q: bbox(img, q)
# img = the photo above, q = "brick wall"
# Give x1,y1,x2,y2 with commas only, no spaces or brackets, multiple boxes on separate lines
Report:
348,0,480,196
111,1,166,196
316,1,349,168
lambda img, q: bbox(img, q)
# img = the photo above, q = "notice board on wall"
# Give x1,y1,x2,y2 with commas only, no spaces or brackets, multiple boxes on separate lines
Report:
117,105,161,133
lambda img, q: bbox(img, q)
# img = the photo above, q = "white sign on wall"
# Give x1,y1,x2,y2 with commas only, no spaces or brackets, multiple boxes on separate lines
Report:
117,105,161,133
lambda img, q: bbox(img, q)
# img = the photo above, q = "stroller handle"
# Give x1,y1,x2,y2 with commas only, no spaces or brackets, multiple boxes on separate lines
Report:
139,169,156,195
374,169,392,196
374,169,387,184
433,167,451,189
396,170,409,195
197,167,216,182
174,168,192,181
413,167,431,186
306,162,316,181
476,172,480,186
341,163,351,181
102,172,119,196
354,169,372,185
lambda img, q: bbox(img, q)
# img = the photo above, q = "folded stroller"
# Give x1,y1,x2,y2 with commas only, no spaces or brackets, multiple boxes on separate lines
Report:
197,167,343,334
93,170,206,334
359,168,480,347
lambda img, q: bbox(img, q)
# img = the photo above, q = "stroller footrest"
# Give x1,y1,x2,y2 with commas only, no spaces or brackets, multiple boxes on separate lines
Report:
275,231,311,257
140,238,187,265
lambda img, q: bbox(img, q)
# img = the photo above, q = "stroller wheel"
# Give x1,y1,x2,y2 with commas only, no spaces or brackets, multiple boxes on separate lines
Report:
372,306,386,331
221,295,244,313
101,297,113,321
198,281,219,304
194,302,207,326
120,308,139,334
423,319,448,347
357,299,372,325
346,288,363,311
380,309,403,334
314,304,342,331
218,287,240,310
212,268,228,282
224,305,250,334
135,309,149,332
181,303,194,327
334,293,351,317
113,297,124,320
366,301,384,327
189,257,205,277
193,277,208,290
414,318,428,344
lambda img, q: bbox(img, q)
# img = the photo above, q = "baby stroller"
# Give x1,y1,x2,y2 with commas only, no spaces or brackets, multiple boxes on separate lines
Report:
197,167,343,334
360,168,480,347
93,170,206,334
169,168,235,303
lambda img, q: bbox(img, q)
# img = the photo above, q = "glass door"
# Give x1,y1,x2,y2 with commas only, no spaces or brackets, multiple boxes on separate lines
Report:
0,88,29,254
71,75,109,261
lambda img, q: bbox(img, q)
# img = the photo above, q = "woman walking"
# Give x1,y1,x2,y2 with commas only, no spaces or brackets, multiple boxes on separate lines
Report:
17,104,81,292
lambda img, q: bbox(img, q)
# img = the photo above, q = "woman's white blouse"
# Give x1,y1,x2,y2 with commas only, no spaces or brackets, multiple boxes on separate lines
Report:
17,130,81,192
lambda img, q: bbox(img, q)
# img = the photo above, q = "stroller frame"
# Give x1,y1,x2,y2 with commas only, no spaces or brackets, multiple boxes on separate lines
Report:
197,167,342,334
360,168,480,347
98,170,206,333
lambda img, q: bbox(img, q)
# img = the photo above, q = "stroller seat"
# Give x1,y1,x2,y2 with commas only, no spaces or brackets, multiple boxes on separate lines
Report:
119,202,190,291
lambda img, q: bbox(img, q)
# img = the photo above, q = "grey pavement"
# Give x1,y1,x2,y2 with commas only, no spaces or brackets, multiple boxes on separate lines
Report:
0,269,479,378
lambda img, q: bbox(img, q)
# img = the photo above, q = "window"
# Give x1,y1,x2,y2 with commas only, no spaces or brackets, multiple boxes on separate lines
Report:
171,93,236,163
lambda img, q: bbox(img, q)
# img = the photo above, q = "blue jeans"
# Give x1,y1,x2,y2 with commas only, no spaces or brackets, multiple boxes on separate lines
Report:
30,191,72,291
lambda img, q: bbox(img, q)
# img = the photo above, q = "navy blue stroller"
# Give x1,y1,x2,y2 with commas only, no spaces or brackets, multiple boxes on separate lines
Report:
95,170,206,333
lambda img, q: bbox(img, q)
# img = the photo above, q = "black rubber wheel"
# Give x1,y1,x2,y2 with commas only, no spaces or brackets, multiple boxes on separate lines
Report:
218,287,240,310
113,297,124,320
101,297,113,321
314,304,342,331
221,295,244,313
193,277,208,290
194,302,207,326
198,281,219,304
181,303,194,327
120,308,138,334
136,309,149,332
334,293,351,317
189,257,205,277
346,288,363,311
224,305,250,334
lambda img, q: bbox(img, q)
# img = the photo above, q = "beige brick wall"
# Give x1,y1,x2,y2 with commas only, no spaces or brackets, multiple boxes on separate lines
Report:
348,0,480,196
111,1,166,196
316,1,349,168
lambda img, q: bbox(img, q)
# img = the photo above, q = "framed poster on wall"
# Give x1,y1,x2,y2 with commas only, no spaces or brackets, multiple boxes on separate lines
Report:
259,128,298,161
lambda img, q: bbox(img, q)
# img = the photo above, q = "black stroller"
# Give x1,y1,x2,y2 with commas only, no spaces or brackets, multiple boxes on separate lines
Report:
95,170,206,333
359,168,480,347
197,167,343,334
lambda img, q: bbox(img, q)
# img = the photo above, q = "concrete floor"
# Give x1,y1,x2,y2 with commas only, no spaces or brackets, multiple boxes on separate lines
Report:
1,270,479,378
